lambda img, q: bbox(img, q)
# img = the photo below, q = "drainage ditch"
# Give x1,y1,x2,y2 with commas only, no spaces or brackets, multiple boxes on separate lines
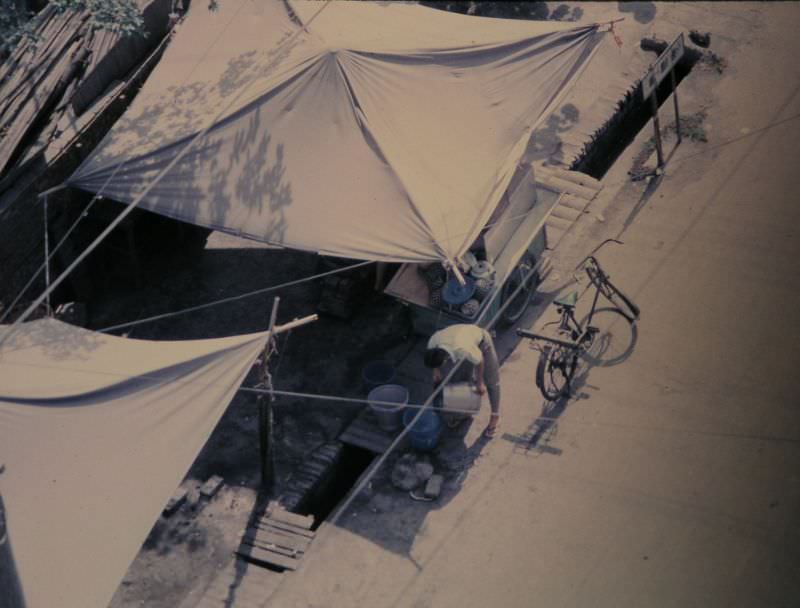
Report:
280,442,374,530
569,41,703,180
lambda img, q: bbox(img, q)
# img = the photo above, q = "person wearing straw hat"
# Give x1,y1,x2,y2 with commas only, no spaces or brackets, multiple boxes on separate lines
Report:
423,324,501,438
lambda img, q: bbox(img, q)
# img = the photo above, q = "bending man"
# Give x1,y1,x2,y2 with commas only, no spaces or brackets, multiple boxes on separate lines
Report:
423,324,501,438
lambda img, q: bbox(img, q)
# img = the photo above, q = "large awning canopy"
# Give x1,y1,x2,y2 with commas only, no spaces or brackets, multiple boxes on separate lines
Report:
0,319,267,608
68,0,605,264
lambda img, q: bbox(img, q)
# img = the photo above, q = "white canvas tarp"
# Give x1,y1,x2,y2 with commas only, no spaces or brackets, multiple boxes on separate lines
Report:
0,319,268,608
68,0,605,264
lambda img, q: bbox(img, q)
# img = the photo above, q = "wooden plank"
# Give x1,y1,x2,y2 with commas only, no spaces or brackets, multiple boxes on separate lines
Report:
340,428,393,453
340,434,391,454
536,173,598,202
298,460,328,476
255,518,316,539
242,537,300,559
342,420,392,441
340,425,392,445
383,262,430,308
237,544,301,571
242,526,311,553
559,193,592,212
550,205,581,222
266,502,314,529
538,166,602,191
0,45,77,174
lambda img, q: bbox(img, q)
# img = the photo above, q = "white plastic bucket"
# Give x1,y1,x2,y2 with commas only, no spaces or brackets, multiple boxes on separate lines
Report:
441,382,482,416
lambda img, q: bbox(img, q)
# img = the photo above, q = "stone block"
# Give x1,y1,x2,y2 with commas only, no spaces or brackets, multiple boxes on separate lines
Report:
162,487,187,517
199,475,224,499
424,474,444,500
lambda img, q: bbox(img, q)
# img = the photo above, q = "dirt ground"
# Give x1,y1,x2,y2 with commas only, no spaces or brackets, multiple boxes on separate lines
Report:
92,230,414,607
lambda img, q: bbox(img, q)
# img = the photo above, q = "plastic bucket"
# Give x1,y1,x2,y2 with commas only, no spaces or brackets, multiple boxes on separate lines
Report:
441,382,482,416
367,384,409,432
402,408,442,451
442,277,476,306
362,360,396,391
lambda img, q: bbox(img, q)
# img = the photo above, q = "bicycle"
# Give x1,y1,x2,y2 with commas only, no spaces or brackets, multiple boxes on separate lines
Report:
516,239,640,400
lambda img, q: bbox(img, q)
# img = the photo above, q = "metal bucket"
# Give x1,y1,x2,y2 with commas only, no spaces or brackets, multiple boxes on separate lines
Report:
441,382,482,416
367,384,409,432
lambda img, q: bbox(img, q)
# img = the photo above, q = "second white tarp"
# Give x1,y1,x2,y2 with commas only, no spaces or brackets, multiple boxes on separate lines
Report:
0,319,268,608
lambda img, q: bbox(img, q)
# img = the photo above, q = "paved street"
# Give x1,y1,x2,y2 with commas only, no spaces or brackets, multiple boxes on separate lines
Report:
262,3,800,607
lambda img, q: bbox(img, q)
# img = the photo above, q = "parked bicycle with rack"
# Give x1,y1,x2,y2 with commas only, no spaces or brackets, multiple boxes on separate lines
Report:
516,239,640,400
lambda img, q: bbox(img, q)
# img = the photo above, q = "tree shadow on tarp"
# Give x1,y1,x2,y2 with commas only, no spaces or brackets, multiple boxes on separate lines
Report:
77,34,304,255
0,314,104,361
526,103,581,165
90,29,302,165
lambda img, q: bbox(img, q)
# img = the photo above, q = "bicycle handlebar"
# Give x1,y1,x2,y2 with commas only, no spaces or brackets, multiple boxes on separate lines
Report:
574,238,623,271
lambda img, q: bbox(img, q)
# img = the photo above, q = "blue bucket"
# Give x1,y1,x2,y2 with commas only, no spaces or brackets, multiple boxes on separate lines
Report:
402,408,442,452
362,360,396,391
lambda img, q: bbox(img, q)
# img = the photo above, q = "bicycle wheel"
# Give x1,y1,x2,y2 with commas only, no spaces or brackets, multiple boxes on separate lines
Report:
602,279,640,322
500,255,538,325
579,307,638,367
535,344,577,400
587,266,640,322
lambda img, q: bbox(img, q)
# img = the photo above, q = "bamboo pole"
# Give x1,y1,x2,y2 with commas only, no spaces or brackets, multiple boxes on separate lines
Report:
259,298,281,492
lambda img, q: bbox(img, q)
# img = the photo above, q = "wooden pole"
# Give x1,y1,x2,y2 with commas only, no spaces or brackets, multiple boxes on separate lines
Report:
448,259,467,287
670,66,682,145
273,314,317,334
259,297,280,493
650,91,665,168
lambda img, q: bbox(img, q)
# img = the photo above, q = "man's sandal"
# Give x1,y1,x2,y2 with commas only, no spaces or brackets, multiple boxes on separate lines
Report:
409,489,434,502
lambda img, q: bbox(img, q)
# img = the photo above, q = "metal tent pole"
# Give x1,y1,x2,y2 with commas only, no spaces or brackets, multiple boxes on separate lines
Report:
43,195,51,316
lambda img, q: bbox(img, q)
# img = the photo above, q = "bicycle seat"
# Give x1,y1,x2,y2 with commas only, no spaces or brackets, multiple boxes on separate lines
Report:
554,291,578,308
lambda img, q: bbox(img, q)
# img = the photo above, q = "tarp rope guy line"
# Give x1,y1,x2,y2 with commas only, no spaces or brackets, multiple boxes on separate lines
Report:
0,1,333,351
4,356,798,444
97,259,371,334
2,175,545,345
0,260,370,355
2,187,110,325
3,189,546,350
